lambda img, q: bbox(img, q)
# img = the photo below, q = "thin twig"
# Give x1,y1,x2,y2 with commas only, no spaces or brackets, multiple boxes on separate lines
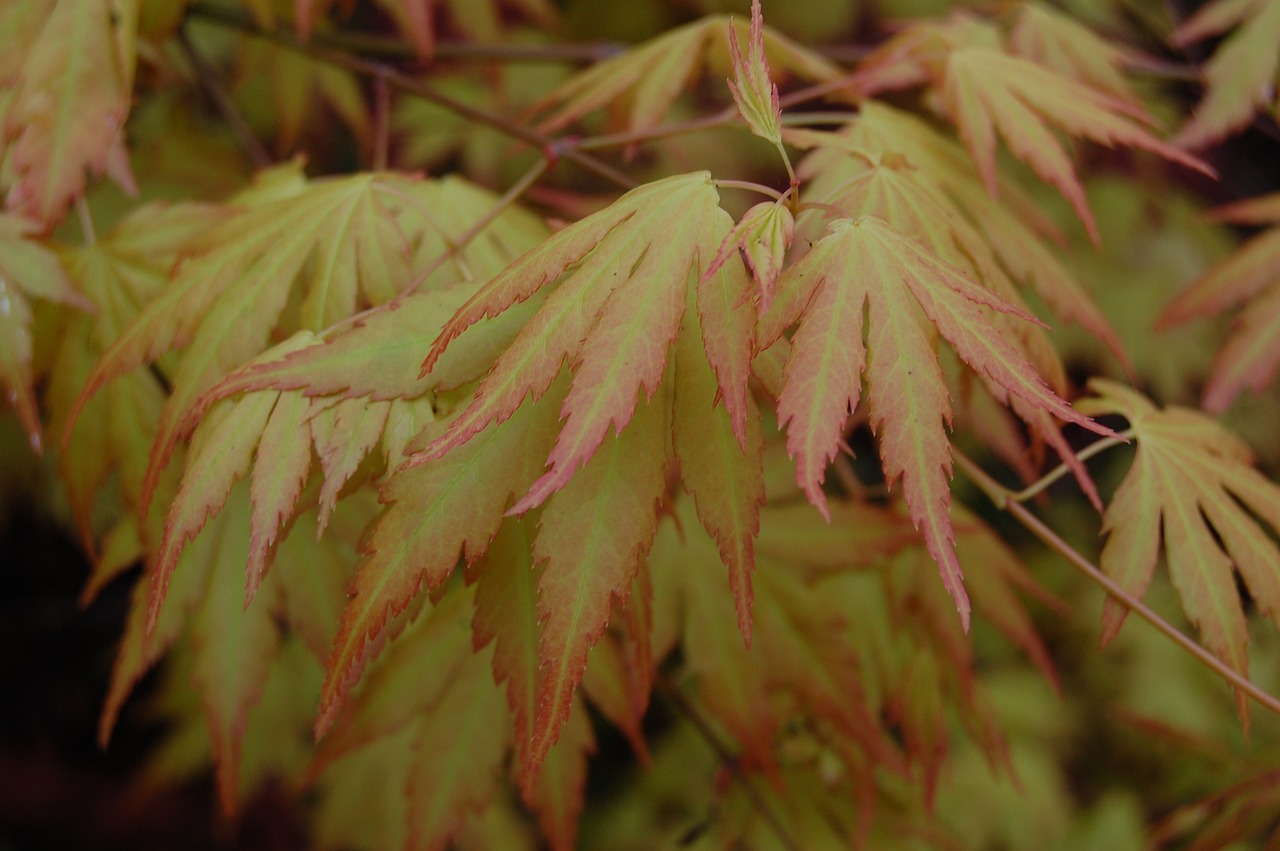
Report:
954,449,1280,721
1005,430,1134,504
654,675,800,851
177,23,272,169
186,4,638,190
75,198,97,247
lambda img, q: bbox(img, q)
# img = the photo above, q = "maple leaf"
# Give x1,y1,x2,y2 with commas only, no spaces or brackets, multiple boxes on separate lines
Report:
1157,191,1280,412
69,167,430,515
1,0,138,228
1170,0,1280,149
45,202,222,549
789,101,1131,369
727,0,783,148
706,200,795,310
1077,378,1280,723
760,215,1111,628
852,17,1211,242
1008,2,1144,103
530,12,838,136
311,172,762,787
0,213,87,451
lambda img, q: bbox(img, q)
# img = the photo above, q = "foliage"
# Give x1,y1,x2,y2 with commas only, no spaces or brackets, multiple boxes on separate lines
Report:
6,0,1280,848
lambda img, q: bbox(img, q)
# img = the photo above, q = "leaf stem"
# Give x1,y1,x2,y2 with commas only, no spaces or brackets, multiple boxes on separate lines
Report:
1005,430,1134,504
953,449,1280,720
714,179,785,201
371,66,391,171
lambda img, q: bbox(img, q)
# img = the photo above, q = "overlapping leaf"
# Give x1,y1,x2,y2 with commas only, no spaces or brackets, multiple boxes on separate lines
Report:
1,0,138,228
852,14,1210,241
310,172,764,788
531,12,838,135
760,215,1111,627
1158,191,1280,411
1170,0,1280,149
1078,379,1280,722
789,101,1129,368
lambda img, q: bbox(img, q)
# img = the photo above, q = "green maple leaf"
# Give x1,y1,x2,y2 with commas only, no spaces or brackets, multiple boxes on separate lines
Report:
760,215,1112,628
1078,379,1280,724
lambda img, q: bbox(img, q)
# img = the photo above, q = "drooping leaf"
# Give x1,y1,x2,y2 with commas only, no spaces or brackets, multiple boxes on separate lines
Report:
525,384,668,789
1008,2,1144,103
760,215,1112,628
1077,378,1280,723
70,168,423,513
789,101,1130,369
531,13,838,136
852,17,1211,241
315,383,561,737
1157,191,1280,412
1170,0,1280,149
0,212,86,451
2,0,138,228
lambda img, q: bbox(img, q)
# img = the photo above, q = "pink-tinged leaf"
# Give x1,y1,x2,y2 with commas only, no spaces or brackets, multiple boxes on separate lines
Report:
417,173,718,471
311,585,475,777
727,0,783,145
1078,378,1280,723
527,696,594,851
525,386,668,790
316,386,560,736
0,278,39,451
674,285,765,640
510,201,702,513
470,517,542,772
147,332,319,627
939,47,1212,242
705,201,794,313
772,216,1112,629
404,646,511,851
5,0,137,227
309,396,391,532
188,484,283,815
147,391,277,630
697,210,759,446
246,391,315,603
